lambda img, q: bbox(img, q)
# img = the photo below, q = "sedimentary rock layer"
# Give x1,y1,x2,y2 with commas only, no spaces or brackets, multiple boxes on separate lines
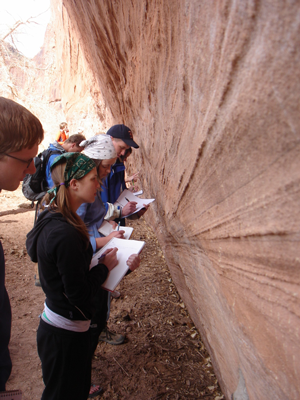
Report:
54,1,300,399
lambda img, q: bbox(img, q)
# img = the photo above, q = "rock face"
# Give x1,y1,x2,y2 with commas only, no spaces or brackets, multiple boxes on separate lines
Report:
0,23,65,146
51,1,114,135
53,1,300,399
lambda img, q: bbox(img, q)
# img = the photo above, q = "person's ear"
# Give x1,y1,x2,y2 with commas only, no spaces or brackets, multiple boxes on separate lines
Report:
69,179,79,190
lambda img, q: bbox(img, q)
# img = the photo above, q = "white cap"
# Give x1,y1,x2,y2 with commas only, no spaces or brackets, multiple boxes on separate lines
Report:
80,134,117,160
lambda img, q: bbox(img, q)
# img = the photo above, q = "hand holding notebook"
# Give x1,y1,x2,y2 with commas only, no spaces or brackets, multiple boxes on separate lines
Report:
98,220,133,240
114,189,155,217
90,237,145,291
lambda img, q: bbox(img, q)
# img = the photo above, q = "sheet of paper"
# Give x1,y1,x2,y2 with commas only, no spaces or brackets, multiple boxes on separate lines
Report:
114,189,155,216
98,221,133,240
90,237,145,291
133,189,143,196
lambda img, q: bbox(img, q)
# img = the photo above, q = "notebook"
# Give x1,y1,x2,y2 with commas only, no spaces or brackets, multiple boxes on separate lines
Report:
114,189,155,216
98,220,133,240
0,390,22,399
90,237,145,291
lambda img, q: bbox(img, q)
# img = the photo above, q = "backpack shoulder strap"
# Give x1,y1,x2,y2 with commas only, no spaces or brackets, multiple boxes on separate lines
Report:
42,149,63,168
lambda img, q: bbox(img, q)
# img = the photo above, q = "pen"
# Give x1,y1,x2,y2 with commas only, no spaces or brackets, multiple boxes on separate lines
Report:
132,179,134,189
98,254,105,262
117,222,120,231
125,197,130,202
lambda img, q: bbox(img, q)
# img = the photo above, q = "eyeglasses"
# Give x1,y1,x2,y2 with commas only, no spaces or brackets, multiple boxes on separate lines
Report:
2,153,34,168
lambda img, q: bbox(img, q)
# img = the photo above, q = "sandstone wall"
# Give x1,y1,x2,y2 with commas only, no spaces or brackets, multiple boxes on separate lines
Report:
51,0,114,135
0,23,65,148
55,1,300,399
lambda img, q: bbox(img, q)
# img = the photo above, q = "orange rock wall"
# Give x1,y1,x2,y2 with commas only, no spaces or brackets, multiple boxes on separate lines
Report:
52,1,114,134
54,1,300,399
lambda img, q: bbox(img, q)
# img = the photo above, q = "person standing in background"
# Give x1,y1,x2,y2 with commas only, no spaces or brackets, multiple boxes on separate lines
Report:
101,124,140,223
101,147,139,228
0,96,44,392
45,134,86,189
55,122,69,145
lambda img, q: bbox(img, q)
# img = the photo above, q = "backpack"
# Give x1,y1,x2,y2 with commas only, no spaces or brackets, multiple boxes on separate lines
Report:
22,149,62,202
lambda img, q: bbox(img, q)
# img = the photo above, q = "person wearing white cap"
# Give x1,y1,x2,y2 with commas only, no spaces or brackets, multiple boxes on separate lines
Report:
77,134,141,377
78,134,138,233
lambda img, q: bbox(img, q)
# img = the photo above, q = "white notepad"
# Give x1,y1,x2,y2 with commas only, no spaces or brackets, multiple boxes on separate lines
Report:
90,237,145,292
98,220,133,240
114,189,155,216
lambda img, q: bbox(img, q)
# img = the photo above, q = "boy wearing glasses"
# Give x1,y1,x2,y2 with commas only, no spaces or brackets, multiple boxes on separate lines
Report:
0,97,44,391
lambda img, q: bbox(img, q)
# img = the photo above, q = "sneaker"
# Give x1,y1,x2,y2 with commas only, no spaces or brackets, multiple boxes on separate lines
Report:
34,275,41,287
111,290,120,299
88,384,103,398
98,327,125,345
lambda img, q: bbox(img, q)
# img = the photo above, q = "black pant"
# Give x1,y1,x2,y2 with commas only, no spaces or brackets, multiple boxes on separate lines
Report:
0,288,12,391
114,217,126,227
89,289,108,358
37,319,91,400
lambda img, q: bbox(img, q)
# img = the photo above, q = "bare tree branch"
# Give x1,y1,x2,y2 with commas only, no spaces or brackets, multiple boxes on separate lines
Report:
0,17,38,42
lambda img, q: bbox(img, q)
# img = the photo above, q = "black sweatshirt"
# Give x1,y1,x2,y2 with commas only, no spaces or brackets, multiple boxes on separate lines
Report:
26,209,108,321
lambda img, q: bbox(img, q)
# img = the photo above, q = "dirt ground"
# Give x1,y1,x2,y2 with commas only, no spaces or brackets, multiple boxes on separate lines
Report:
0,186,224,400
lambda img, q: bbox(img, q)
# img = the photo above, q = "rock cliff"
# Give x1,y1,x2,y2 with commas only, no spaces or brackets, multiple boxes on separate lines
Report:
0,23,65,146
52,1,300,399
51,1,114,135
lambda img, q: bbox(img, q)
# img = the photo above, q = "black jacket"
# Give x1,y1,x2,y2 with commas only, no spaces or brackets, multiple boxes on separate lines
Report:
26,209,108,320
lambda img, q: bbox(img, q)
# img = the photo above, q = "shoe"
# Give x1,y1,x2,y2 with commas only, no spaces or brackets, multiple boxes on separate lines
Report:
89,384,103,398
98,327,125,345
34,275,41,287
111,290,120,299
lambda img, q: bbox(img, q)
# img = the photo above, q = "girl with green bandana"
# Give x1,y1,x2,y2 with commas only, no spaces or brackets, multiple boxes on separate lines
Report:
26,152,118,400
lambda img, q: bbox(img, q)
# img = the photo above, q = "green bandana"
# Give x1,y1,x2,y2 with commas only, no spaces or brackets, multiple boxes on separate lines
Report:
48,152,96,201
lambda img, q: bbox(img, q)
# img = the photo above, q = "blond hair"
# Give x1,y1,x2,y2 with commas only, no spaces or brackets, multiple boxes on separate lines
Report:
43,162,90,244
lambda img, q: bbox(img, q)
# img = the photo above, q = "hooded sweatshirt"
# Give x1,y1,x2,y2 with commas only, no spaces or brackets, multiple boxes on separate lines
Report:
26,209,108,321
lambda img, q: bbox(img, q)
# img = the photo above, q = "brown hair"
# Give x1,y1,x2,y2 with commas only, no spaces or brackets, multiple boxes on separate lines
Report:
121,147,132,162
43,162,90,244
64,134,86,146
0,97,44,157
59,122,68,130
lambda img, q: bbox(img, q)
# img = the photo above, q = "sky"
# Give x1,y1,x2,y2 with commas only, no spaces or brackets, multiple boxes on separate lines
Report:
0,0,51,59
